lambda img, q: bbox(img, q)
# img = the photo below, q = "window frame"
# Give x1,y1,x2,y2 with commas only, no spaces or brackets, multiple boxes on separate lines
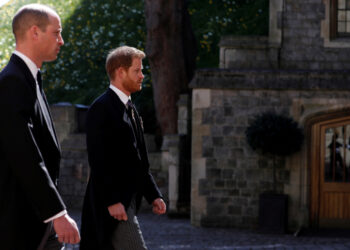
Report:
330,0,350,39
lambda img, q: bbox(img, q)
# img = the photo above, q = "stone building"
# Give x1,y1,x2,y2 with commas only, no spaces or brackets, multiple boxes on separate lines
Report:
52,0,350,232
188,0,350,231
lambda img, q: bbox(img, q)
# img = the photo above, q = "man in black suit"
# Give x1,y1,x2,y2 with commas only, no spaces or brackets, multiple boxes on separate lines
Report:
80,46,166,250
0,4,80,249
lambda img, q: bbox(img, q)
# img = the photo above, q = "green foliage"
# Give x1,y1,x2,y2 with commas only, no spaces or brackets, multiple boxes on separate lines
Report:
245,112,304,156
0,0,269,132
0,0,156,131
189,0,269,68
0,0,80,68
0,0,148,105
245,112,303,193
43,0,147,105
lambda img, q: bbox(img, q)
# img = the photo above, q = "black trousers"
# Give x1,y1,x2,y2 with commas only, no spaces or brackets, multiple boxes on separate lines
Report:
37,222,64,250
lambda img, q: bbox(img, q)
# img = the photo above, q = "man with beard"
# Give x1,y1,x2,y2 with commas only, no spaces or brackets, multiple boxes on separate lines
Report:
80,46,166,250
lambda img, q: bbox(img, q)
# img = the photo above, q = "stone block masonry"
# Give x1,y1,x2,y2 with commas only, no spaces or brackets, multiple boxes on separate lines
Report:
189,0,350,231
281,0,350,70
51,104,89,209
190,68,350,229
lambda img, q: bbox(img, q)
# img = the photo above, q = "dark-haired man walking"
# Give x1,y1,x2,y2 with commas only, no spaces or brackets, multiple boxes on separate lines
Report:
80,46,166,250
0,4,80,249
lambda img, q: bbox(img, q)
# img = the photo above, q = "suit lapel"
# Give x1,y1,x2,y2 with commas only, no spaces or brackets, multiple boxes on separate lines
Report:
10,54,60,151
106,89,150,166
40,89,60,150
107,89,141,156
129,103,149,164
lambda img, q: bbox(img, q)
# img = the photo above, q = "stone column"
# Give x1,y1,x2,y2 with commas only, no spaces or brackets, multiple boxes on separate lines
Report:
269,0,283,48
176,95,191,215
166,94,191,216
163,134,179,214
191,89,211,226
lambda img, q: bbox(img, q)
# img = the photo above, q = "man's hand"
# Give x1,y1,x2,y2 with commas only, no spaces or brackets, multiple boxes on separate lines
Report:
53,214,80,244
152,198,166,215
108,203,128,221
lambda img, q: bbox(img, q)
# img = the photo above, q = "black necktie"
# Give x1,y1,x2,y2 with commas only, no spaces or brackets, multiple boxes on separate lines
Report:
127,100,140,138
37,70,43,90
36,71,53,132
126,100,136,129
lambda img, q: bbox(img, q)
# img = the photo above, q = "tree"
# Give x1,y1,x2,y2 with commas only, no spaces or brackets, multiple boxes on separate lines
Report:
245,112,304,193
144,0,197,135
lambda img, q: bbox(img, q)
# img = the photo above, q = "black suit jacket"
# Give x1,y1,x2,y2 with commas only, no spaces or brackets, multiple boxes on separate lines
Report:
80,89,162,250
0,54,66,250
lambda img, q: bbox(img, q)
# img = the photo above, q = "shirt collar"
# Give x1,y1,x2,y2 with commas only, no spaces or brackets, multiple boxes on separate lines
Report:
13,50,39,81
109,84,131,106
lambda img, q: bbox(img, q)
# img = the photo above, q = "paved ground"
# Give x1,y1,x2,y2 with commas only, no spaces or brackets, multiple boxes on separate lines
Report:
66,209,350,250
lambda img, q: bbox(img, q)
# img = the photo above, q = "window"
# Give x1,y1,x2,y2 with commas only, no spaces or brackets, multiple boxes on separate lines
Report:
330,0,350,39
324,125,350,182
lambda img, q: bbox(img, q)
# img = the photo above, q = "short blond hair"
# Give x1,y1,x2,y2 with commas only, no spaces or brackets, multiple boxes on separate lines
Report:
106,46,145,80
12,4,57,41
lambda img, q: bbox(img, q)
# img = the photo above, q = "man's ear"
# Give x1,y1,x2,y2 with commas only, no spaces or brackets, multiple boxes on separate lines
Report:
116,67,126,79
29,25,40,41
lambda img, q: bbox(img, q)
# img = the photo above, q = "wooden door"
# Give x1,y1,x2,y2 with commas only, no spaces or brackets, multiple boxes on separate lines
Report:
311,116,350,228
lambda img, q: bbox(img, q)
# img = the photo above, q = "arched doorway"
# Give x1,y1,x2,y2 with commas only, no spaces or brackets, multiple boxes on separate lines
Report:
309,111,350,228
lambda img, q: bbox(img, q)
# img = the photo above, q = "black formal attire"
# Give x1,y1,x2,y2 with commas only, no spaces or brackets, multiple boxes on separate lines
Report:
0,54,66,249
80,88,162,250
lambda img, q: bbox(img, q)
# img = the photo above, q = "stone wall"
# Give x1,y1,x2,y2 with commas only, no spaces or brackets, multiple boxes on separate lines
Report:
190,69,350,229
219,0,350,71
189,0,350,229
280,0,350,70
51,104,89,209
166,95,192,216
219,36,279,70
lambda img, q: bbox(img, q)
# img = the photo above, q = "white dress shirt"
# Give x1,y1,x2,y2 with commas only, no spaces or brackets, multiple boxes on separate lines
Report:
109,84,131,105
13,51,38,81
13,51,67,223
